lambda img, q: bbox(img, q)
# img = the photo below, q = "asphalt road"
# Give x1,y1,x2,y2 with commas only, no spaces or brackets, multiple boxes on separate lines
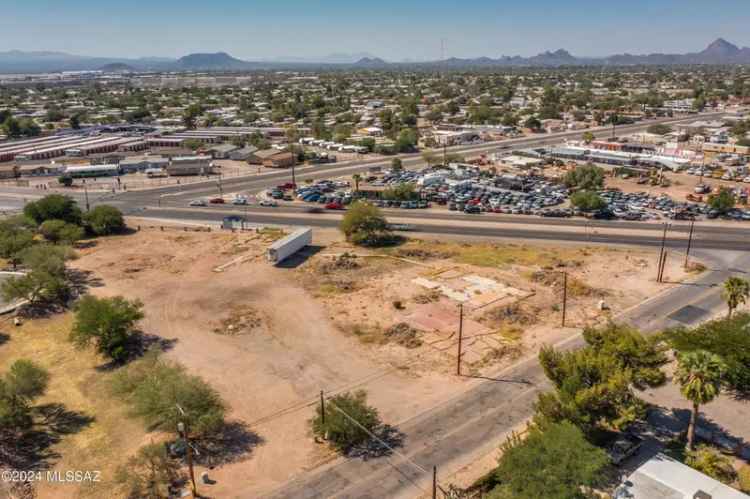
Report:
261,249,749,499
134,206,750,252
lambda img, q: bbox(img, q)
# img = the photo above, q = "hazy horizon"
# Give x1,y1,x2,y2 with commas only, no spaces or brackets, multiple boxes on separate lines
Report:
2,0,750,61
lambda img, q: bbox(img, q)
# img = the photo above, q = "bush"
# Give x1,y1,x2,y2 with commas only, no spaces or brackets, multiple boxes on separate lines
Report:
84,205,125,235
112,351,226,438
58,175,73,187
39,219,84,245
23,194,82,226
570,190,606,212
685,445,736,484
311,390,381,453
382,183,418,202
70,295,144,363
339,201,393,247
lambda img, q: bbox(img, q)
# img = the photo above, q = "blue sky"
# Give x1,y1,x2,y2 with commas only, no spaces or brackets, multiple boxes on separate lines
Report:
3,0,750,60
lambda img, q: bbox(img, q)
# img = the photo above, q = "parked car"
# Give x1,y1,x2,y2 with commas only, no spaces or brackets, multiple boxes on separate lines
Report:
209,198,225,204
607,434,644,465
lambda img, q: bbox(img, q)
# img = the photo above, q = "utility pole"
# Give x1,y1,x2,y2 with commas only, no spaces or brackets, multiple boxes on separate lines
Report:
684,219,695,268
432,466,437,499
320,390,325,425
561,271,568,328
659,251,668,283
291,160,297,188
456,304,464,376
177,421,197,498
657,223,669,282
83,185,90,212
442,143,447,166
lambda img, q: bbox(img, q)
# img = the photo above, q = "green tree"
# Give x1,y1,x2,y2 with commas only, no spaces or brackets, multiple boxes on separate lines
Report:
58,174,73,187
421,150,438,166
490,422,608,499
311,390,381,454
70,295,145,363
39,219,84,245
23,194,82,226
394,128,418,153
115,443,181,499
1,244,71,306
84,205,126,236
0,217,35,270
339,201,391,247
721,277,749,318
0,359,49,432
535,324,665,433
391,158,403,172
523,116,541,131
382,183,418,202
675,350,726,450
570,191,606,212
708,189,735,214
564,163,605,191
666,313,750,393
685,445,736,484
582,131,595,144
352,174,362,193
112,351,225,437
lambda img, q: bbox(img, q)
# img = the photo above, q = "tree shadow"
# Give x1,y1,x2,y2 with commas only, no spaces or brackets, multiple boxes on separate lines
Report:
16,301,66,320
67,268,104,293
346,424,405,460
170,421,264,468
0,403,94,471
94,331,178,371
0,332,9,346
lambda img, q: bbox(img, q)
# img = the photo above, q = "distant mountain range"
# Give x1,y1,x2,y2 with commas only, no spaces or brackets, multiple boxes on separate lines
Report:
2,39,750,73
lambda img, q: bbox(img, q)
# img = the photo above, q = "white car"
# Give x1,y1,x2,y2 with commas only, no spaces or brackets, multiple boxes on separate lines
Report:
189,199,207,207
259,199,278,207
743,176,750,183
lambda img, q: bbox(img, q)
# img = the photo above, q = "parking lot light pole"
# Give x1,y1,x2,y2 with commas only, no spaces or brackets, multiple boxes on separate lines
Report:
684,220,695,268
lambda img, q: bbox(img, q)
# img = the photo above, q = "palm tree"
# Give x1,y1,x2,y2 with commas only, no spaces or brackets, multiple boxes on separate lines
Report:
721,277,749,318
352,174,361,193
675,350,726,450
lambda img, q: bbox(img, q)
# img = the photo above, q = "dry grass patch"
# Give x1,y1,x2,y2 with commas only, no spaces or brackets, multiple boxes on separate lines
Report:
0,314,147,499
212,305,264,336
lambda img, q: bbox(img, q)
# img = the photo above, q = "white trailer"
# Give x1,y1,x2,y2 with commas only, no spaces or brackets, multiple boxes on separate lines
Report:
267,228,312,264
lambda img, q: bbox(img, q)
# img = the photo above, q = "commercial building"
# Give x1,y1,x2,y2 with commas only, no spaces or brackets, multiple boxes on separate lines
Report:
166,156,213,176
119,155,169,173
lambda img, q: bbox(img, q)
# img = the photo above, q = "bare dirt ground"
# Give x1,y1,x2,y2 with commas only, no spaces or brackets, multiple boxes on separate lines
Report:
295,238,694,378
5,220,692,498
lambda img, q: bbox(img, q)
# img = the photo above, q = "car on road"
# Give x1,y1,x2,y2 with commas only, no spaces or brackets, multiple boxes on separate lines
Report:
232,196,248,205
259,199,278,207
189,199,207,207
209,197,225,204
325,202,344,210
387,223,416,231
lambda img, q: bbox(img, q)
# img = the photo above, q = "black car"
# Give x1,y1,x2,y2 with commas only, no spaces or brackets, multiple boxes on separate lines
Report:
464,205,481,214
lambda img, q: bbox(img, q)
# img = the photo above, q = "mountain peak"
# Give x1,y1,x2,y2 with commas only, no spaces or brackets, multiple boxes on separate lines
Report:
176,52,247,69
701,38,740,56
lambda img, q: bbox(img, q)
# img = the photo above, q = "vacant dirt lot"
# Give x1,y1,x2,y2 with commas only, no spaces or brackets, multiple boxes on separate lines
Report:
2,221,693,498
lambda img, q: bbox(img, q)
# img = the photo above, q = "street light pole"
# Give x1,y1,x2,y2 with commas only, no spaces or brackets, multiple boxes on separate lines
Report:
684,220,695,268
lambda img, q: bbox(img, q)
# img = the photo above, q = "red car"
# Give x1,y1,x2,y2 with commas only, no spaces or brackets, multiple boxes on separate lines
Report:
325,202,344,210
277,182,297,190
209,198,225,204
